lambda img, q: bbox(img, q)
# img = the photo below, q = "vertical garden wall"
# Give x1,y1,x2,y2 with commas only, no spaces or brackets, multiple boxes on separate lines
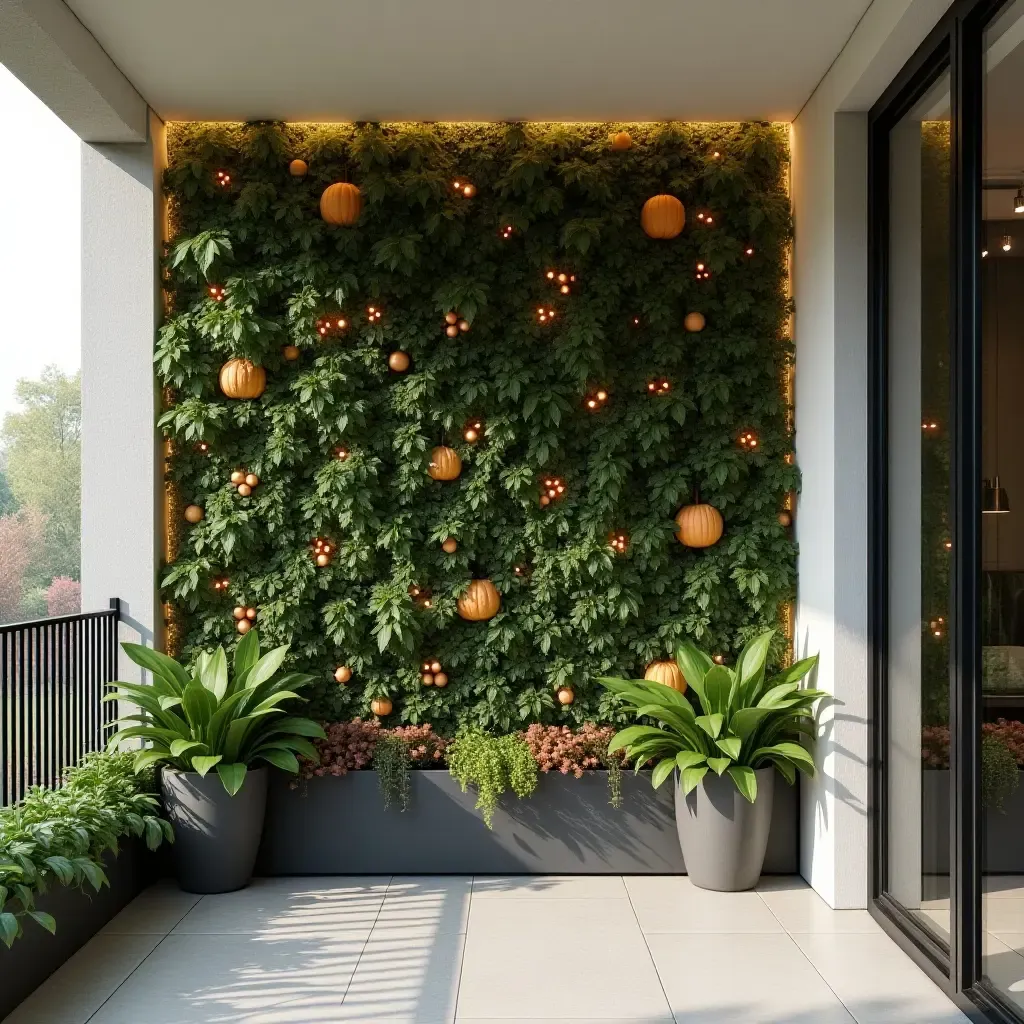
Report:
158,121,796,730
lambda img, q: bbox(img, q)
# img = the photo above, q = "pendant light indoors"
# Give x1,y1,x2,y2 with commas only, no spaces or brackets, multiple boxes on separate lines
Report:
984,263,1010,514
1015,187,1024,214
1003,234,1013,252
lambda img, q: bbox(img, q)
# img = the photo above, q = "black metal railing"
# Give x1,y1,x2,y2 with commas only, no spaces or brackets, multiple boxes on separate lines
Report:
1,598,120,806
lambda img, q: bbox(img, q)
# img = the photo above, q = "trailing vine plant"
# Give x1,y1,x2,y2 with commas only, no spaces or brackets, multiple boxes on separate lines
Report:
372,733,412,811
447,729,538,827
159,120,796,730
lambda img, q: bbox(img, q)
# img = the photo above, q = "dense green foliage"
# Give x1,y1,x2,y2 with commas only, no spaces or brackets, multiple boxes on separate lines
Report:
107,630,325,794
159,120,796,730
0,752,171,946
603,631,823,802
447,729,538,827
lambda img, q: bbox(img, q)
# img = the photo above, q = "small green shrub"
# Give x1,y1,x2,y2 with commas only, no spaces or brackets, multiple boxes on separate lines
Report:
982,734,1020,813
0,752,172,947
447,730,538,827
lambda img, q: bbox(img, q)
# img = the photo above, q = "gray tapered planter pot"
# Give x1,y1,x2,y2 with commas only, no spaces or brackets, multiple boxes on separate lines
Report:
161,766,268,894
674,766,775,891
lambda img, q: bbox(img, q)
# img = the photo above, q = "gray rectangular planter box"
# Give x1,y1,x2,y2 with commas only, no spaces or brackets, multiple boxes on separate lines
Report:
258,768,798,875
0,841,153,1021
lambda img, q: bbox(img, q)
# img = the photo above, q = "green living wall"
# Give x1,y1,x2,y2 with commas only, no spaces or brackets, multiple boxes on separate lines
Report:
158,120,796,730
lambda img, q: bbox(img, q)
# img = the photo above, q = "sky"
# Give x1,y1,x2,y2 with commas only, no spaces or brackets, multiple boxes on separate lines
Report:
0,62,81,428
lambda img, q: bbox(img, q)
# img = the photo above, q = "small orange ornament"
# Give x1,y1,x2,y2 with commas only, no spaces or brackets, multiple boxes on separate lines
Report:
610,131,633,151
334,665,352,684
282,344,301,361
236,483,252,497
230,470,246,485
433,672,449,687
245,607,257,621
684,312,706,333
289,159,308,177
371,697,393,717
422,673,435,685
244,473,260,488
388,351,410,372
184,504,204,524
232,607,246,620
556,686,575,706
236,619,251,635
430,660,442,674
442,537,458,554
778,511,792,528
316,553,330,567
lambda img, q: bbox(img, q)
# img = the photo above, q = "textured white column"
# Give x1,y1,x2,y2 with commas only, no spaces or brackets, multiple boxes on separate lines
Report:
81,112,165,676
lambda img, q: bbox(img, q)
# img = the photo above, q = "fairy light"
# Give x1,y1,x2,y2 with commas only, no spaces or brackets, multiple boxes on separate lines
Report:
453,180,476,197
546,269,577,295
713,653,725,664
738,430,759,450
513,563,531,578
312,537,335,567
196,441,210,454
647,379,671,395
922,420,940,433
536,306,556,324
585,388,609,411
408,583,434,609
696,211,714,225
334,445,349,462
632,316,641,327
695,262,711,281
929,617,945,639
463,418,484,443
501,225,514,239
745,246,755,256
540,476,566,506
367,306,382,323
943,539,953,551
212,577,230,592
207,284,225,301
608,530,629,554
317,316,348,337
215,170,231,187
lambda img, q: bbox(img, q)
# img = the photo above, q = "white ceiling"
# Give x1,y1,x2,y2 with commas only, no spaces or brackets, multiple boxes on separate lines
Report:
65,0,873,122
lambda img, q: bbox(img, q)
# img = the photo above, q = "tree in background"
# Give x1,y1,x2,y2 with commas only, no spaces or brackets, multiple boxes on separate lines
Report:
45,576,81,616
0,507,46,622
1,366,81,583
0,466,17,516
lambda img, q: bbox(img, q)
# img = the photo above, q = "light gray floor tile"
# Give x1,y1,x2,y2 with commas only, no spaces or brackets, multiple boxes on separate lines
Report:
457,899,669,1019
171,876,389,938
4,933,163,1024
981,932,1024,1013
467,894,642,937
984,898,1024,935
471,874,627,899
86,932,365,1024
335,930,464,1021
625,875,783,933
647,931,855,1023
456,1019,674,1023
99,881,201,935
372,876,472,936
757,886,881,933
792,932,971,1023
985,875,1024,898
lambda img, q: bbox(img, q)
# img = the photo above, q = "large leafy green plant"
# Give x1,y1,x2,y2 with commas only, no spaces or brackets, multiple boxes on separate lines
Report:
1,752,170,947
106,630,325,795
600,631,825,803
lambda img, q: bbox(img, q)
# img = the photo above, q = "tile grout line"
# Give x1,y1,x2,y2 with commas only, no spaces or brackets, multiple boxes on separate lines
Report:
83,890,205,1023
622,877,678,1024
334,874,394,1010
754,890,859,1024
451,877,479,1023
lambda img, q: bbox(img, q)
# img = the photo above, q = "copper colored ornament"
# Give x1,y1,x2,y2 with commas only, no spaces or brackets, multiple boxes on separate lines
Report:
644,660,687,693
445,325,459,338
433,672,448,688
442,537,458,554
230,470,246,485
232,606,246,620
245,607,257,621
282,344,301,361
244,473,259,488
236,619,251,635
289,159,308,177
236,483,252,497
610,131,632,151
388,351,410,372
422,673,435,685
184,504,204,524
316,553,330,567
371,697,393,717
458,320,470,333
778,511,792,528
556,686,575,706
430,659,442,674
445,312,458,325
334,665,352,684
684,312,706,333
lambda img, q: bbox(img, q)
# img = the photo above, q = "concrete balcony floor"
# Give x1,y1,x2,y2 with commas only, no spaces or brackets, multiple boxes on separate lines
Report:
4,875,969,1024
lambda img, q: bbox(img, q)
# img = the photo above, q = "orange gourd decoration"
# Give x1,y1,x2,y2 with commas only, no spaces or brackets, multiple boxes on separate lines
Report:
219,358,266,399
641,195,686,239
371,697,393,717
427,446,462,481
675,503,724,548
320,183,362,226
645,660,687,693
457,579,501,621
610,131,632,151
289,159,308,177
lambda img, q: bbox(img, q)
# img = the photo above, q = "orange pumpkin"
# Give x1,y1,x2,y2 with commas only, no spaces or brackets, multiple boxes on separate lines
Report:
645,660,687,693
371,697,393,717
219,358,266,399
675,503,724,548
641,195,686,239
457,579,501,621
289,159,308,177
427,446,462,481
610,131,633,151
320,182,362,226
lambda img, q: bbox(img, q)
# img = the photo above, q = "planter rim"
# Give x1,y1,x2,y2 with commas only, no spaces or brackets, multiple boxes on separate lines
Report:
161,765,269,778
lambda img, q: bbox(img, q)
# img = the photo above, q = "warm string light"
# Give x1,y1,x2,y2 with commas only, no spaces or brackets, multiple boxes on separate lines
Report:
207,284,225,302
745,246,755,256
540,476,566,506
212,576,230,592
943,539,953,551
408,583,433,609
696,211,715,225
444,312,470,337
545,269,577,295
215,170,231,187
929,616,945,639
921,420,940,433
737,430,758,450
196,441,210,454
452,180,477,198
229,469,260,497
631,316,642,327
712,653,726,665
317,316,348,337
695,262,711,281
585,388,609,411
608,530,629,554
647,378,671,395
367,305,382,324
501,224,514,239
463,418,484,443
421,659,449,687
536,306,556,324
334,445,349,462
1003,235,1013,252
312,537,334,567
513,563,531,578
711,150,722,160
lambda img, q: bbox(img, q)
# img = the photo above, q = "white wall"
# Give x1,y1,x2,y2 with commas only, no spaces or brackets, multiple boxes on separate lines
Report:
793,0,953,907
81,112,165,674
